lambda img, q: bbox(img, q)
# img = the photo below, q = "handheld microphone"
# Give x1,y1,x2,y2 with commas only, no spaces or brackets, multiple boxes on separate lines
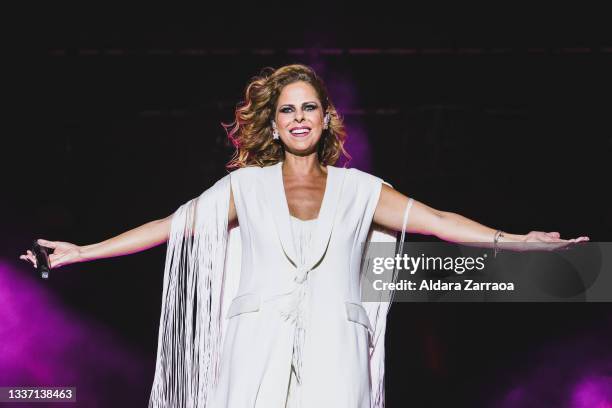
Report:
31,241,51,279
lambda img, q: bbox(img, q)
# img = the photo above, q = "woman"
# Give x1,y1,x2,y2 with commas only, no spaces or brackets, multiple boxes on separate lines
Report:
20,64,589,408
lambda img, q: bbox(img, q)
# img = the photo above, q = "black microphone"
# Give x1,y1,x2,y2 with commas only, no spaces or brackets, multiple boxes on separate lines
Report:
32,241,51,279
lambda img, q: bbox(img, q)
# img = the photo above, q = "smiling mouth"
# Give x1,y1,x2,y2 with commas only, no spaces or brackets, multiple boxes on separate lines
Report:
289,127,311,137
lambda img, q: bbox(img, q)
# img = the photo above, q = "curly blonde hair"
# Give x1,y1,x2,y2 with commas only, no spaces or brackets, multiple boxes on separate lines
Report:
224,64,350,169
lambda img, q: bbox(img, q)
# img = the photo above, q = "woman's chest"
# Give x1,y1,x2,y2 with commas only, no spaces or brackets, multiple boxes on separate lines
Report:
283,174,327,221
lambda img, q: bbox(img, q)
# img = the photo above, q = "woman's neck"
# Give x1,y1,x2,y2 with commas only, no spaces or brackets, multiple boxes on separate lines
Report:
282,153,326,177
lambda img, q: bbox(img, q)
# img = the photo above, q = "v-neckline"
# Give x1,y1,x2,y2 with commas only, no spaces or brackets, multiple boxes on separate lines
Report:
264,160,345,270
279,161,331,223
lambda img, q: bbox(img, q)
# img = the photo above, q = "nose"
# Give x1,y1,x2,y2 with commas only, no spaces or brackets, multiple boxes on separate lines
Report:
294,109,305,122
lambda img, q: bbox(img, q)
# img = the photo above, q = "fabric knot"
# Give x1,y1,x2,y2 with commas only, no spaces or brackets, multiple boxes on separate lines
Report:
275,276,309,385
294,265,310,284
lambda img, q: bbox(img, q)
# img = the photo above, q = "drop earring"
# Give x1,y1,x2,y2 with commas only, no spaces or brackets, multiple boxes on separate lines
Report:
271,121,279,140
323,113,330,129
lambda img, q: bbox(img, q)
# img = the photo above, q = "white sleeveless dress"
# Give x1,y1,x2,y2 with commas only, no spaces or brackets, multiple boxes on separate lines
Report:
203,161,412,408
149,161,414,408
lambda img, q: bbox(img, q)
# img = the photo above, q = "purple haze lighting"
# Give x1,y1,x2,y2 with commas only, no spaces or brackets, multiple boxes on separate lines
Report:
493,330,612,408
571,375,612,408
501,386,526,406
328,76,372,170
0,260,150,406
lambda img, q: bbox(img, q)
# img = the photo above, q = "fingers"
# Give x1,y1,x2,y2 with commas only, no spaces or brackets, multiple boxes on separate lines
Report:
548,236,590,251
546,232,589,244
27,250,37,266
544,232,590,241
19,254,31,264
49,253,68,269
37,238,58,249
19,250,37,268
18,251,67,269
20,239,82,270
557,236,589,243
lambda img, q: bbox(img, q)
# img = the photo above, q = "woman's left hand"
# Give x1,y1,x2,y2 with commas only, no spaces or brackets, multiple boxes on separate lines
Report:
520,231,590,251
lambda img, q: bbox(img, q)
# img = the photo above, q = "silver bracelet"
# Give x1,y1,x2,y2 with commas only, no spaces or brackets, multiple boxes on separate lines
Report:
493,230,505,258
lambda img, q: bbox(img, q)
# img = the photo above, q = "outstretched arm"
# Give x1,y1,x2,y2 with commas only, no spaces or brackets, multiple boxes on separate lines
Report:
373,184,589,250
20,187,239,269
20,216,173,269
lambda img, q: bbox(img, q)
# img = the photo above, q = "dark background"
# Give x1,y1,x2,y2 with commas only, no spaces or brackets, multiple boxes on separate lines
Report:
3,9,612,407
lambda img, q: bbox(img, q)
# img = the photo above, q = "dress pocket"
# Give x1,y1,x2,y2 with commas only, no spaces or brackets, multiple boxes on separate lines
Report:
226,293,261,319
345,301,374,348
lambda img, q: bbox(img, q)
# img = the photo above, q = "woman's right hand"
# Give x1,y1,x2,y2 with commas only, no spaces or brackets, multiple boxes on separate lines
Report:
19,239,84,269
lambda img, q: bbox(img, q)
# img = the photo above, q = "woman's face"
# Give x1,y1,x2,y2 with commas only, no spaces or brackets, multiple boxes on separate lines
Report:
274,81,326,157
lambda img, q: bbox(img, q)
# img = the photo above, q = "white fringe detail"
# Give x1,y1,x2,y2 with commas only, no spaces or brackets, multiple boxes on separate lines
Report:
363,197,414,408
148,175,231,408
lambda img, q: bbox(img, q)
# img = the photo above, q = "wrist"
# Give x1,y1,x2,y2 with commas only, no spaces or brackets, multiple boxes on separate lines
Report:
495,232,529,253
499,233,526,244
78,243,97,262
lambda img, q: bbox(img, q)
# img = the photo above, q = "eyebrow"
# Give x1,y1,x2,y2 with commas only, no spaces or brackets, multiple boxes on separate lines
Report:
278,101,319,108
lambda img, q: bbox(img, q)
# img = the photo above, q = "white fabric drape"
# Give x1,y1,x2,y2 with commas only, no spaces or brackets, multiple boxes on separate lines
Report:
362,196,414,408
148,175,232,408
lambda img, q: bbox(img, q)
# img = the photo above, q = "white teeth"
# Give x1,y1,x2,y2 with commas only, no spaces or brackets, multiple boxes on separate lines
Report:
291,129,310,135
